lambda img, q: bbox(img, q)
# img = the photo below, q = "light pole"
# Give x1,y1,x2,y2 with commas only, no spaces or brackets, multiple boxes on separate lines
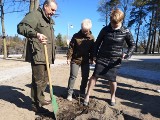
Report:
67,23,73,46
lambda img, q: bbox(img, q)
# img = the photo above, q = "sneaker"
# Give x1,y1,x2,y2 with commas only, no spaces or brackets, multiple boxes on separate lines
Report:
67,95,72,101
110,101,116,106
83,101,89,106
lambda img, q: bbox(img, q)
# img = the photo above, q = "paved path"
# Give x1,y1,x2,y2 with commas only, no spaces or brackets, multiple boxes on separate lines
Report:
118,55,160,82
0,59,66,82
119,67,160,81
0,55,159,83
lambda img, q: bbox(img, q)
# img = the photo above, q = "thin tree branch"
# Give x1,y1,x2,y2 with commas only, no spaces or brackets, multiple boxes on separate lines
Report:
4,10,25,14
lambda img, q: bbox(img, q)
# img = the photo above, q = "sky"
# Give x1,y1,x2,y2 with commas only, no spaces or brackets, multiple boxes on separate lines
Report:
2,0,105,40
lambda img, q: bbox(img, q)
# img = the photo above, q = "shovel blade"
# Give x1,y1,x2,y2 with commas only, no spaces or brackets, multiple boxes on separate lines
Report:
51,93,58,114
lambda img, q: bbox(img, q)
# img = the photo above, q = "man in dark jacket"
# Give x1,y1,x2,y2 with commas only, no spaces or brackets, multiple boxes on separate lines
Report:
17,0,57,112
66,19,95,101
83,9,135,106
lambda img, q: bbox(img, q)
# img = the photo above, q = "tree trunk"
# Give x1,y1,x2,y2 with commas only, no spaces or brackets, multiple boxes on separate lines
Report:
158,31,160,53
30,0,39,11
152,6,159,54
135,22,141,52
30,0,34,12
149,34,154,54
152,29,156,54
158,37,160,53
0,1,7,59
34,0,39,10
144,10,154,54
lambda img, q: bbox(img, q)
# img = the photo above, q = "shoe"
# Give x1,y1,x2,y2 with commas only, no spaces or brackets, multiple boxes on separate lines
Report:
35,115,52,120
35,116,42,120
32,106,38,112
40,100,51,106
110,102,116,106
83,101,89,106
67,94,72,101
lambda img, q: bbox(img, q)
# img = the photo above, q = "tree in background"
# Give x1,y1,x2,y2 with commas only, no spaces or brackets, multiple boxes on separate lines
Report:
97,0,160,54
0,35,24,55
30,0,39,11
0,0,30,58
97,0,133,26
56,33,68,47
128,0,147,52
97,0,119,25
62,35,68,47
128,0,160,54
0,0,7,58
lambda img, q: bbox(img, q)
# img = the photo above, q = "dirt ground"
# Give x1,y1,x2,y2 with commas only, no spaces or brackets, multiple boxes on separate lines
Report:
0,54,160,120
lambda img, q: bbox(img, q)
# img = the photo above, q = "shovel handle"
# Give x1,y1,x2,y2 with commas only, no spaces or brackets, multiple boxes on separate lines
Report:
44,44,53,98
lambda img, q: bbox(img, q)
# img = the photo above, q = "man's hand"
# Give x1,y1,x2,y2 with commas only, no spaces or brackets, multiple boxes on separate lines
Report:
37,33,47,44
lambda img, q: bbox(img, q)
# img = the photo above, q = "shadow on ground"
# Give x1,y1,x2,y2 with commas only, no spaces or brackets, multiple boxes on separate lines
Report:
93,79,160,119
0,85,31,110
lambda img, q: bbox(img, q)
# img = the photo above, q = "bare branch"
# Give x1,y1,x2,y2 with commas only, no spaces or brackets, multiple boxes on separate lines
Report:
5,10,25,14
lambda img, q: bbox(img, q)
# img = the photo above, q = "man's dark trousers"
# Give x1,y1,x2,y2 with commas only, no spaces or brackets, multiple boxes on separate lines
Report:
31,63,48,107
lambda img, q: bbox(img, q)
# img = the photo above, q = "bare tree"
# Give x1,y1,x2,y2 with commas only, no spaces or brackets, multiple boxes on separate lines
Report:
34,0,39,10
0,0,30,58
30,0,39,12
29,0,34,11
97,0,120,25
0,0,7,58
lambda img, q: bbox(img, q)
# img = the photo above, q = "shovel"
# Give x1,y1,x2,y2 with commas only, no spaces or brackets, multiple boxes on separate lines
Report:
44,44,58,115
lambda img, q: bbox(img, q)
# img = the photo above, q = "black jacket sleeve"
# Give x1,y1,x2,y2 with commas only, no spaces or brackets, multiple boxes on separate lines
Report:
93,27,106,59
125,29,135,58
